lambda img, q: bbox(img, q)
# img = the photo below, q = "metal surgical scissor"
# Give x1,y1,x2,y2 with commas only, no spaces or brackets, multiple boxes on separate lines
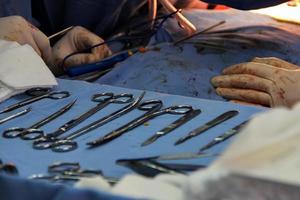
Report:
32,92,146,152
2,100,76,139
0,88,70,114
20,93,133,140
87,102,194,148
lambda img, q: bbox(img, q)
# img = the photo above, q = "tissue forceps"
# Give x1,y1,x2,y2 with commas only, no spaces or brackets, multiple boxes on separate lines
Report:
0,107,31,125
21,93,133,140
175,110,239,145
141,109,201,146
0,88,70,114
2,100,76,139
199,120,249,153
32,92,146,152
87,103,194,148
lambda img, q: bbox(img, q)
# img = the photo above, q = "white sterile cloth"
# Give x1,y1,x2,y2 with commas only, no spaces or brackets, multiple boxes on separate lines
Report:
0,40,57,102
251,3,300,25
76,103,300,200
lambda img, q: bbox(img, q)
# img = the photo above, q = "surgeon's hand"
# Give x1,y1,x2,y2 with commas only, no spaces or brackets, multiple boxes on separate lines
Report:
211,57,300,108
0,16,52,65
51,26,112,75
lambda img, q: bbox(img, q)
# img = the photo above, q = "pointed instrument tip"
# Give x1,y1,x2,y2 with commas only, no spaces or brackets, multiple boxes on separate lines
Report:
141,134,160,147
0,109,8,114
174,137,187,146
198,148,208,154
86,138,107,149
86,142,97,149
141,140,152,147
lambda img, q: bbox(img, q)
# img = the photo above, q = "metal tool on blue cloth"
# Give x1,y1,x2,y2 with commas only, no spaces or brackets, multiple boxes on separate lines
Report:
0,88,70,114
126,152,220,161
21,93,133,140
117,159,185,177
141,109,201,146
0,107,31,125
66,50,134,77
2,100,76,139
174,110,239,145
117,158,206,177
199,120,249,153
87,102,195,148
32,92,145,152
29,162,103,183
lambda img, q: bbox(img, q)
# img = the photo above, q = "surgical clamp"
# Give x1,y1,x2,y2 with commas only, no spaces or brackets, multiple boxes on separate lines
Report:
0,88,70,114
199,120,248,153
141,109,201,146
2,100,76,138
30,162,102,183
175,110,239,145
21,93,133,140
0,107,31,125
87,103,194,148
32,92,145,152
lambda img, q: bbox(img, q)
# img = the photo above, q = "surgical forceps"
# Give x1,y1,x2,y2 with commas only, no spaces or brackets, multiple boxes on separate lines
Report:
30,162,103,183
117,158,206,177
21,93,133,140
2,100,76,138
141,109,201,146
199,120,248,153
32,92,146,152
175,110,239,145
87,103,194,148
0,107,31,125
0,88,70,114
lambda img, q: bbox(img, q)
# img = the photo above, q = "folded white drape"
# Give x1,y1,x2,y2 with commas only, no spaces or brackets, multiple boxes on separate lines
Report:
0,40,57,102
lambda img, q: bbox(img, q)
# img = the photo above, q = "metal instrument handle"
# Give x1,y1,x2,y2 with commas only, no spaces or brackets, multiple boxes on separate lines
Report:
48,162,80,173
47,91,70,99
91,93,114,102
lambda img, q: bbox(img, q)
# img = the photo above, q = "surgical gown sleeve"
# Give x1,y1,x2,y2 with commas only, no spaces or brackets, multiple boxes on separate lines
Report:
201,0,288,10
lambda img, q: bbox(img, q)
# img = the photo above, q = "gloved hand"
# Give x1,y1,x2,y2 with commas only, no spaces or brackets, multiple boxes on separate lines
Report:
0,16,52,65
51,26,112,75
211,57,300,108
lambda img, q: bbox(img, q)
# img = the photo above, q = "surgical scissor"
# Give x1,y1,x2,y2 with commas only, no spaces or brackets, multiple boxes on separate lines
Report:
0,107,31,125
2,100,76,139
32,92,146,152
21,93,133,140
0,88,70,114
87,102,194,148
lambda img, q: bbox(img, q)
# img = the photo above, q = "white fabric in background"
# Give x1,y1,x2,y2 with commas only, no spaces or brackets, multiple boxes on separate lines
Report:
0,39,57,102
251,3,300,24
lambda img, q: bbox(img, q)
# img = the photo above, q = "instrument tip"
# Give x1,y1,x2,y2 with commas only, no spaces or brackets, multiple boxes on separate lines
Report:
141,141,150,147
174,138,185,146
86,139,105,148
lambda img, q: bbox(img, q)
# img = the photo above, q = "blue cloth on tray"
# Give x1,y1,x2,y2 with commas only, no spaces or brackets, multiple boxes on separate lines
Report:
0,78,264,199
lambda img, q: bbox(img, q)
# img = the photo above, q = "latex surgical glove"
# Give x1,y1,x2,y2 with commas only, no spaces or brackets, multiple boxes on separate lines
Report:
51,26,112,75
0,16,52,65
211,57,300,108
